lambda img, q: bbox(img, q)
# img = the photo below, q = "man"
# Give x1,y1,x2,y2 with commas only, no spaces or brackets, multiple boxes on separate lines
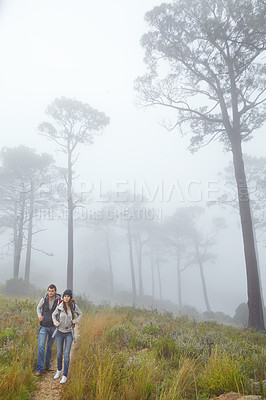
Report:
35,283,61,376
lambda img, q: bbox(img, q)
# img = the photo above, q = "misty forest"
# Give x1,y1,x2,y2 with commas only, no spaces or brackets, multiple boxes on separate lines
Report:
0,1,266,399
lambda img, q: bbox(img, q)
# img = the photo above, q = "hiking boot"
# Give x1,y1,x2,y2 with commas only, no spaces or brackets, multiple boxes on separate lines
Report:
60,375,67,384
45,367,54,372
53,370,62,379
35,372,42,377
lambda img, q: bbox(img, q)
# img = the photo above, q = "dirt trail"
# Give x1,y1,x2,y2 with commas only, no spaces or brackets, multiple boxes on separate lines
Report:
31,326,79,400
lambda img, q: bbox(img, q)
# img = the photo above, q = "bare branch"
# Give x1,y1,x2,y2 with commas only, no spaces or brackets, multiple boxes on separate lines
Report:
31,246,53,256
32,228,47,236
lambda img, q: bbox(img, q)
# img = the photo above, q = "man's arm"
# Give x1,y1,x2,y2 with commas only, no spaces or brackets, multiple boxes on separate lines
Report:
52,306,59,326
37,298,44,321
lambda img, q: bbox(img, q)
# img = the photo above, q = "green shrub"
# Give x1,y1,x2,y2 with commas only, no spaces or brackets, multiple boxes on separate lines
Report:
155,336,179,360
32,305,266,400
142,324,159,336
0,327,17,345
0,297,39,400
198,349,247,396
1,278,43,299
107,324,132,348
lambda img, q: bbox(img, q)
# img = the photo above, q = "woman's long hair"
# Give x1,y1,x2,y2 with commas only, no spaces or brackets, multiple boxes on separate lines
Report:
63,299,75,319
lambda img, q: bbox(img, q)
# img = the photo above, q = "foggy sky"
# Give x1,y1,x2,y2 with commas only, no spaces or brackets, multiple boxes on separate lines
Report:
0,0,265,315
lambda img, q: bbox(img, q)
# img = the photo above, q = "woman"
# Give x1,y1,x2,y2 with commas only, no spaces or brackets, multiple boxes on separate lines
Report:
52,289,82,383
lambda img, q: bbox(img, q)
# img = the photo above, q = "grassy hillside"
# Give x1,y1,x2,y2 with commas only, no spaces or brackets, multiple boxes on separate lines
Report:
0,297,39,400
0,299,265,400
64,306,266,400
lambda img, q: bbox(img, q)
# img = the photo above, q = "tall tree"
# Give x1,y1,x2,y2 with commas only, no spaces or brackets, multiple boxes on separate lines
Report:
23,153,55,282
0,150,28,278
181,207,226,313
136,0,266,330
216,154,266,309
131,218,151,298
0,146,55,280
164,210,189,308
106,193,151,304
38,97,109,291
115,205,137,305
85,205,119,295
146,221,171,303
218,155,266,234
127,218,137,304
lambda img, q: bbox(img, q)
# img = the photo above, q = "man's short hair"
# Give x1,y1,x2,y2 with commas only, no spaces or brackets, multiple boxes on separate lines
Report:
47,284,57,291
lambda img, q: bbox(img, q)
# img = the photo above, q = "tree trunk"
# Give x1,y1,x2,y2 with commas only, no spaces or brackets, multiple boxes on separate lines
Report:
194,235,211,313
156,254,162,302
151,248,155,299
137,237,144,297
67,149,74,291
105,226,114,294
251,212,265,309
199,259,211,313
24,183,34,282
231,138,265,330
13,187,26,279
13,200,18,279
127,220,137,304
176,251,182,308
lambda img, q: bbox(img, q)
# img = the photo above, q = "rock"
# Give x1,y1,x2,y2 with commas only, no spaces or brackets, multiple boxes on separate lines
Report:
209,392,240,400
253,380,266,394
209,393,262,400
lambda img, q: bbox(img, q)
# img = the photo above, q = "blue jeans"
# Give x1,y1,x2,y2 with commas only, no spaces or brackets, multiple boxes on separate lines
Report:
36,326,56,372
55,332,73,377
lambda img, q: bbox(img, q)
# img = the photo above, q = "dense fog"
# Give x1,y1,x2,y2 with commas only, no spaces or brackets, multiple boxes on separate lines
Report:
0,0,265,320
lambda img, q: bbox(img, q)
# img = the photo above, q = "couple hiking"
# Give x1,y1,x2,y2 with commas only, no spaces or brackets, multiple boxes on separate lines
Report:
35,284,82,384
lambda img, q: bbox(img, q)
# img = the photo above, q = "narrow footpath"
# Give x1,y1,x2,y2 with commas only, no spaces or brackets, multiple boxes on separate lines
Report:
31,326,79,400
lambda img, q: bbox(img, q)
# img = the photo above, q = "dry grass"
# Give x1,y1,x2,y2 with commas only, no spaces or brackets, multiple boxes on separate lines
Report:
158,357,198,400
63,307,266,400
2,301,266,400
0,298,38,400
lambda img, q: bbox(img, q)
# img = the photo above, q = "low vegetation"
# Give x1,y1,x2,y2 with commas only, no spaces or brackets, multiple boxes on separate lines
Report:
0,278,44,299
65,306,266,400
0,297,39,400
0,299,265,400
